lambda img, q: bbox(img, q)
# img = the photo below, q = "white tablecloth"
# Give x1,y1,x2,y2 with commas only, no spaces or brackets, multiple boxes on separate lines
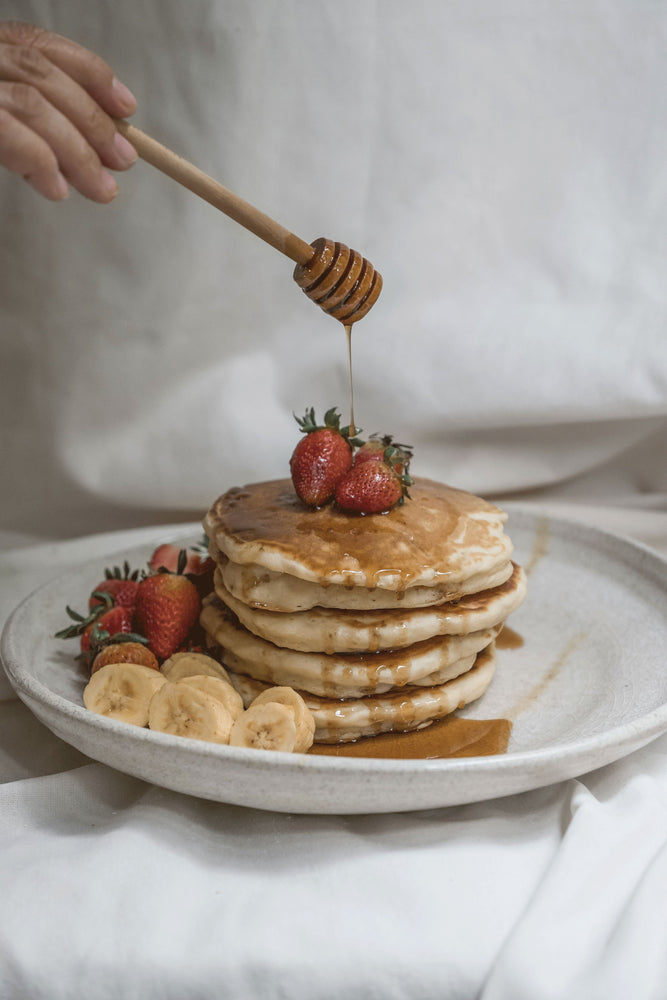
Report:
1,505,666,1000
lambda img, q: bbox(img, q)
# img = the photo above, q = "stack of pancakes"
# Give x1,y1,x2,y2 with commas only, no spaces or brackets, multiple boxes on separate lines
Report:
200,477,526,744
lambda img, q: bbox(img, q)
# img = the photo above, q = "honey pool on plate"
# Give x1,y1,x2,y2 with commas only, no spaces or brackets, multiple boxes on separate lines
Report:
309,714,512,760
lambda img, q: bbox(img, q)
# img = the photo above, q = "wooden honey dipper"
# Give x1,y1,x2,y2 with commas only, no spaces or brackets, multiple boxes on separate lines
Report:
115,121,382,325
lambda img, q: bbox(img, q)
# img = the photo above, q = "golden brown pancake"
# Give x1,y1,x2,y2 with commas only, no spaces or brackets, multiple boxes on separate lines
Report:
212,563,526,652
204,478,513,590
213,552,515,612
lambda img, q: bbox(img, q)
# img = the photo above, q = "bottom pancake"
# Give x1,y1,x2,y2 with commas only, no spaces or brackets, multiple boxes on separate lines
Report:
226,646,496,743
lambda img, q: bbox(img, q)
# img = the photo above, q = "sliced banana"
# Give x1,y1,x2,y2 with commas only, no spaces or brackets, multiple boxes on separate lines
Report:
230,702,298,752
83,662,166,727
161,651,232,685
179,674,244,721
249,686,315,753
148,682,233,744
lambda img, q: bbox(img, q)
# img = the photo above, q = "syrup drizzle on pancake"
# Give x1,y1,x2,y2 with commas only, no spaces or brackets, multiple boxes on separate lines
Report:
210,478,511,590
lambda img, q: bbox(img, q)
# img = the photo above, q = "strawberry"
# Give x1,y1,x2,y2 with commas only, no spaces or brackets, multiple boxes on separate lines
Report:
335,455,414,515
91,641,160,675
290,407,361,506
134,573,201,661
57,593,135,649
354,435,413,476
149,542,214,579
56,590,147,672
149,541,215,599
81,607,134,653
88,561,141,611
88,579,139,611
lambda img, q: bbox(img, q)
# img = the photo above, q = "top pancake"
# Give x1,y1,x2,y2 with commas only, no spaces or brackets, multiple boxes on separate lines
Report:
203,477,513,591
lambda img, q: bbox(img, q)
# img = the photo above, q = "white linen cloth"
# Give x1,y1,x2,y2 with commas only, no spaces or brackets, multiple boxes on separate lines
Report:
1,1,666,997
0,516,666,1000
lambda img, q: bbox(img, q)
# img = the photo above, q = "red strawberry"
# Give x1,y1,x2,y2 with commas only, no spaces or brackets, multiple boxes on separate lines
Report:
57,594,134,647
88,561,141,611
134,573,201,661
354,435,413,476
149,542,214,578
335,458,414,515
56,591,146,673
290,407,361,506
149,542,215,599
89,577,140,611
80,607,135,653
91,641,160,675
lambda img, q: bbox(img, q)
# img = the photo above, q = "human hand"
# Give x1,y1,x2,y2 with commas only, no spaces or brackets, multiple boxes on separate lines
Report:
0,21,138,202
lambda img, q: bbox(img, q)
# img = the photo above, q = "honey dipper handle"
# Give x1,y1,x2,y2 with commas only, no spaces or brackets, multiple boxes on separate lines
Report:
115,120,315,265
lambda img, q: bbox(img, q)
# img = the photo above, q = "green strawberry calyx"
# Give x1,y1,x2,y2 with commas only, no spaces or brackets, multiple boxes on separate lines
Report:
294,406,364,448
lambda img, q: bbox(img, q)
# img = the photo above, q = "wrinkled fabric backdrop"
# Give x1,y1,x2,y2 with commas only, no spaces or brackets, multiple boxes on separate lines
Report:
1,0,665,546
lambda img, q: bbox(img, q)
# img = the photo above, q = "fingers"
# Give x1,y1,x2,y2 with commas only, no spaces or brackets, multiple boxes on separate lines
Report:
0,107,68,199
0,21,138,202
0,84,119,202
0,21,137,116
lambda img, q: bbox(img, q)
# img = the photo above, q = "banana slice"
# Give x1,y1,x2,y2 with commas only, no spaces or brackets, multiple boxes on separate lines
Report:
230,702,297,752
83,662,166,727
179,674,244,721
249,686,315,753
161,651,232,685
148,682,234,743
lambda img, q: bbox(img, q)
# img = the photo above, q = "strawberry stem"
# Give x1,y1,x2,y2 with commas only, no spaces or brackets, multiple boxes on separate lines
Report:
104,561,140,581
55,591,115,639
294,406,363,445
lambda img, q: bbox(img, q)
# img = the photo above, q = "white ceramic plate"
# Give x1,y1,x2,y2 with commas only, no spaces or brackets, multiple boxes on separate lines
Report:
2,509,667,814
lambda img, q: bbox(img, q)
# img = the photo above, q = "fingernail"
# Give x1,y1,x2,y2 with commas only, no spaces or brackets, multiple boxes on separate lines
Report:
113,130,137,165
54,170,69,200
100,170,119,200
111,76,137,111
